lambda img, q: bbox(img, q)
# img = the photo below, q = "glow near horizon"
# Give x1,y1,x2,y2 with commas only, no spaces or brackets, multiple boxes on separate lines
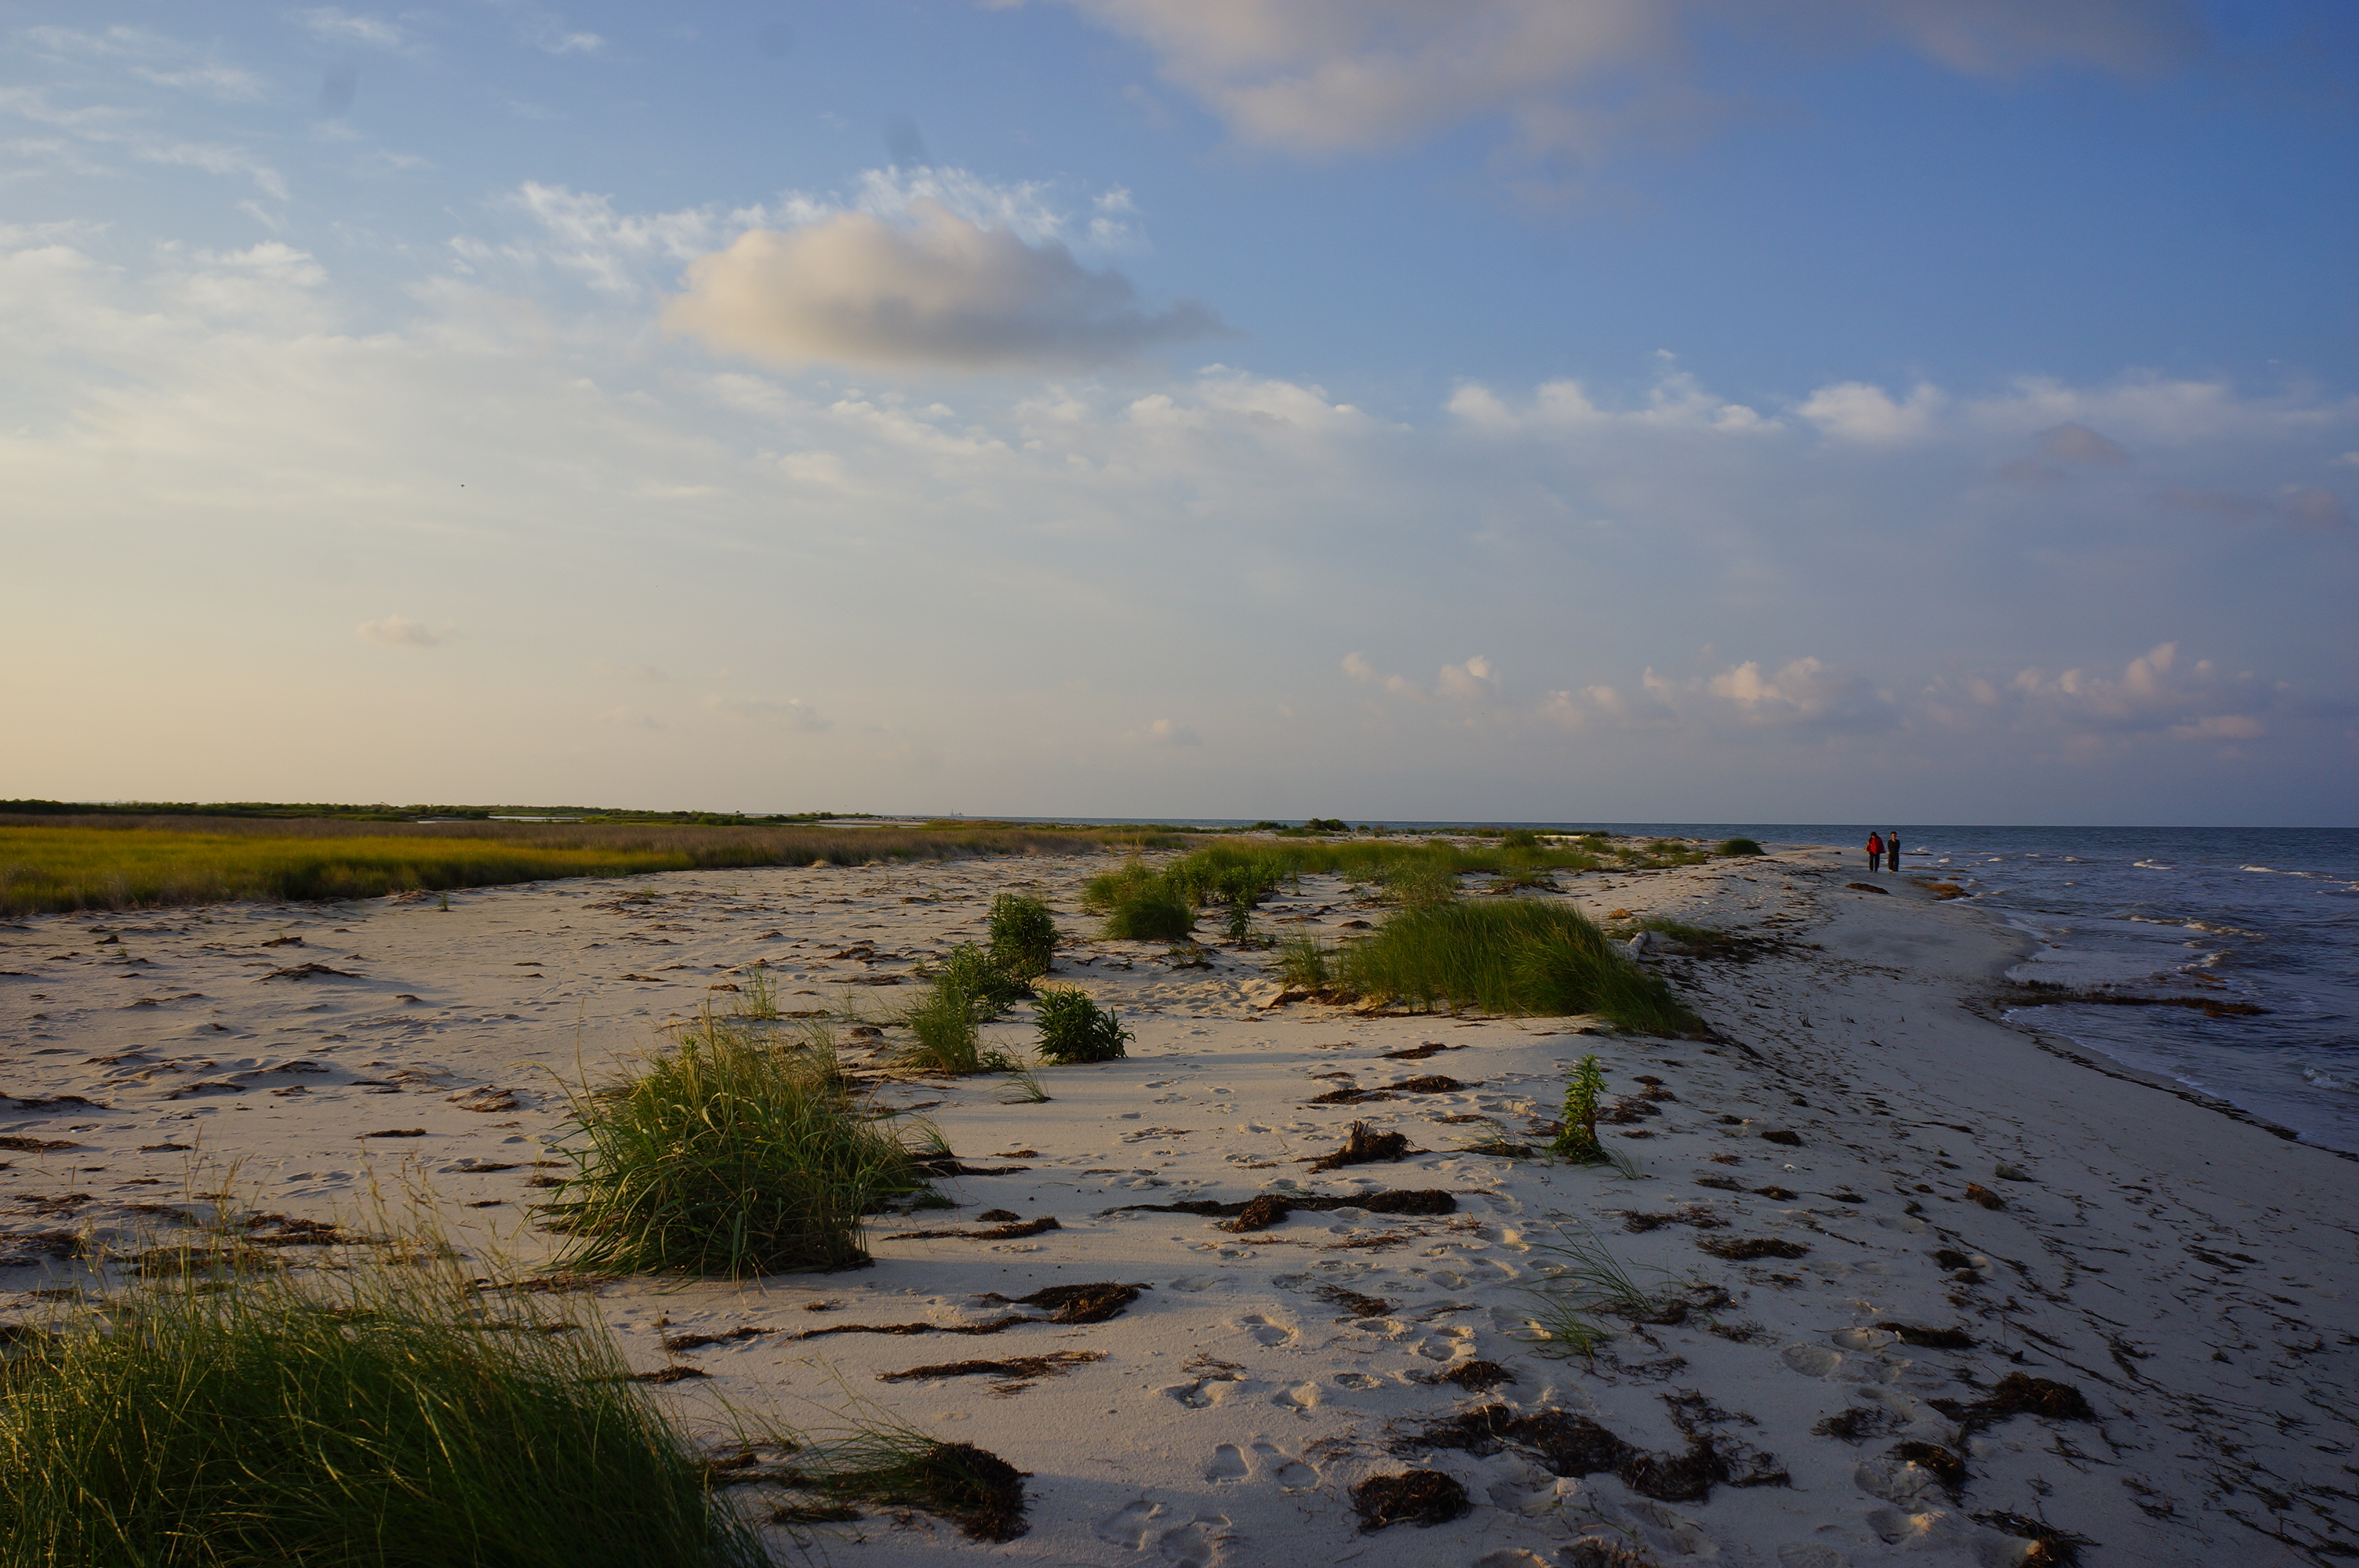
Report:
1,2,2354,826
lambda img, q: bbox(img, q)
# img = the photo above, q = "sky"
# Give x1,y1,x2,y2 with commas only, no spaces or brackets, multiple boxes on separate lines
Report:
2,1,2354,825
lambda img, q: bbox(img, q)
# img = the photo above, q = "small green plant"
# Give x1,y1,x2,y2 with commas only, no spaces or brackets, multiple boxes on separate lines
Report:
994,1056,1051,1104
1221,901,1256,943
985,893,1058,981
547,1012,929,1276
1717,837,1764,857
1033,989,1130,1065
730,964,781,1021
1103,889,1194,941
1550,1054,1607,1162
0,1214,767,1567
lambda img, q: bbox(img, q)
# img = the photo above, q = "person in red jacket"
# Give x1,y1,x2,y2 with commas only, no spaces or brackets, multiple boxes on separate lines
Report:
1866,831,1884,872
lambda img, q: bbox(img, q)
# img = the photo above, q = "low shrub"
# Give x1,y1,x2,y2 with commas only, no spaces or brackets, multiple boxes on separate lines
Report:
985,894,1057,981
1034,989,1130,1065
1336,898,1700,1033
0,1221,765,1568
1717,837,1764,857
547,1014,929,1276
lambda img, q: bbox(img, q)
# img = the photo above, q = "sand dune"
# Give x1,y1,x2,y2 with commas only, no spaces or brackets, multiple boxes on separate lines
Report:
4,845,2353,1565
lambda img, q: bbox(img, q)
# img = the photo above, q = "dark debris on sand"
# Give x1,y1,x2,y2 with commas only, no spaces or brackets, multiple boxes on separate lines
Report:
1932,1373,2096,1434
1350,1470,1470,1531
1110,1189,1457,1233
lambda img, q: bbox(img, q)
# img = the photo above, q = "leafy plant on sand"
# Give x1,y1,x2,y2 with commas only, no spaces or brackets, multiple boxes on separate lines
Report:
1033,988,1131,1065
1334,900,1702,1033
985,893,1059,982
1717,837,1764,857
1550,1054,1608,1162
932,943,1029,1018
546,1012,930,1276
0,1218,766,1568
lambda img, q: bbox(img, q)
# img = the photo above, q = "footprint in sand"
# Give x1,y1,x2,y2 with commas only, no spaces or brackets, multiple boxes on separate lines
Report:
1098,1499,1166,1548
1237,1315,1295,1347
1204,1444,1249,1481
1249,1440,1316,1487
1156,1515,1230,1567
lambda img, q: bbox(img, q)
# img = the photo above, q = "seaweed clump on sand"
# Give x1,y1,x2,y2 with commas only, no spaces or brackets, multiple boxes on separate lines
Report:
1109,1189,1456,1233
1932,1373,2096,1434
1402,1404,1786,1504
1307,1121,1416,1172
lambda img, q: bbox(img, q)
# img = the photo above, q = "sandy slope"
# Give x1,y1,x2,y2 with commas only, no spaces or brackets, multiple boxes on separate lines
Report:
3,846,2354,1566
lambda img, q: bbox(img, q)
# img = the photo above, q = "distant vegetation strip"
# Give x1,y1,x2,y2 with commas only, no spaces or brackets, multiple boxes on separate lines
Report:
0,822,1182,917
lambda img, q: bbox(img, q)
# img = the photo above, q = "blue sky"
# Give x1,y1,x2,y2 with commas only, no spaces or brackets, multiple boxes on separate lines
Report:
3,1,2354,823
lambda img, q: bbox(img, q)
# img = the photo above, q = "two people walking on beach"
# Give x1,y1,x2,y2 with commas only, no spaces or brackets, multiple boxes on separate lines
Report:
1866,830,1903,871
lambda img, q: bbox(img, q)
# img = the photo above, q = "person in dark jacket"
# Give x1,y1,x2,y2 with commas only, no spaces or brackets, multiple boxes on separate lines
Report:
1866,832,1884,872
1887,830,1902,869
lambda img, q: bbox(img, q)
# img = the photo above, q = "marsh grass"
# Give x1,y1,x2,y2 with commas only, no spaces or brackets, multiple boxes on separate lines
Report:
0,820,1177,917
1334,900,1700,1033
0,1216,763,1568
546,1012,929,1276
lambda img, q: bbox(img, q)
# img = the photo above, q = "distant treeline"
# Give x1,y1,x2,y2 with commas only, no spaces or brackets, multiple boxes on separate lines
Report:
0,800,871,826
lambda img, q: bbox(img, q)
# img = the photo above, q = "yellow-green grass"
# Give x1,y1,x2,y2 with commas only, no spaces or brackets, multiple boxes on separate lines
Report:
0,820,1175,917
1334,898,1702,1034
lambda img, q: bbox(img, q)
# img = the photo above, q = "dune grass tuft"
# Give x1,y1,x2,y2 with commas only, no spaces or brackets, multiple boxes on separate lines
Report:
1717,837,1765,856
1334,898,1700,1033
546,1013,929,1276
0,1220,765,1568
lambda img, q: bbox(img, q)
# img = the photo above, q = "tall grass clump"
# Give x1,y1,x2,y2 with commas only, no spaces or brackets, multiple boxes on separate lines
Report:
1717,837,1764,857
1033,989,1130,1065
1094,877,1195,941
1335,899,1699,1033
1278,934,1335,991
547,1014,929,1276
0,1226,765,1568
985,893,1058,981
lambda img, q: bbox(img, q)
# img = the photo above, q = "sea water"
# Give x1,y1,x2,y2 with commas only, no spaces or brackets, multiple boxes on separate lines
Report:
1032,816,2359,1156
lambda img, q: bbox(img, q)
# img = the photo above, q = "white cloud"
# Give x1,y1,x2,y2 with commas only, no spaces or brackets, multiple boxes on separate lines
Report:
292,9,409,51
1052,0,2201,162
357,615,439,648
2036,420,2128,464
705,694,827,731
24,26,267,101
1140,717,1201,744
662,201,1223,372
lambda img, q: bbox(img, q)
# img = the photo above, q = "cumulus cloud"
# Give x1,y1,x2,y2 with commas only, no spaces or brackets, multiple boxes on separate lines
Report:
1924,641,2277,746
1544,657,1897,736
705,694,827,731
2037,420,2128,465
1344,652,1502,706
663,202,1223,372
1140,717,1201,745
356,615,439,648
1054,0,2201,162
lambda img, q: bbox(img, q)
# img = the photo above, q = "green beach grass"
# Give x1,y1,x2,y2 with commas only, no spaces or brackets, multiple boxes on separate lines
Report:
1335,899,1701,1033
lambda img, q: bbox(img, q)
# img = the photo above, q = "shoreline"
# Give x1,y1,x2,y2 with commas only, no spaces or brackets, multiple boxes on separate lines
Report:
4,843,2354,1564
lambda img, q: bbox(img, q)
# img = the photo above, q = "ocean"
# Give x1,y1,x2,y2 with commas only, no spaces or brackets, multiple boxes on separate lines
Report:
1021,817,2359,1156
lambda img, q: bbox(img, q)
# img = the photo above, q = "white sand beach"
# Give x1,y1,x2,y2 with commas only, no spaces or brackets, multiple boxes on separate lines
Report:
4,845,2354,1566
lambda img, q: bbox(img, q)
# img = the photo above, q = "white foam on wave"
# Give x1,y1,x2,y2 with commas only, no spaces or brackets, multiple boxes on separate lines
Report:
2300,1064,2359,1094
2135,859,2173,869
